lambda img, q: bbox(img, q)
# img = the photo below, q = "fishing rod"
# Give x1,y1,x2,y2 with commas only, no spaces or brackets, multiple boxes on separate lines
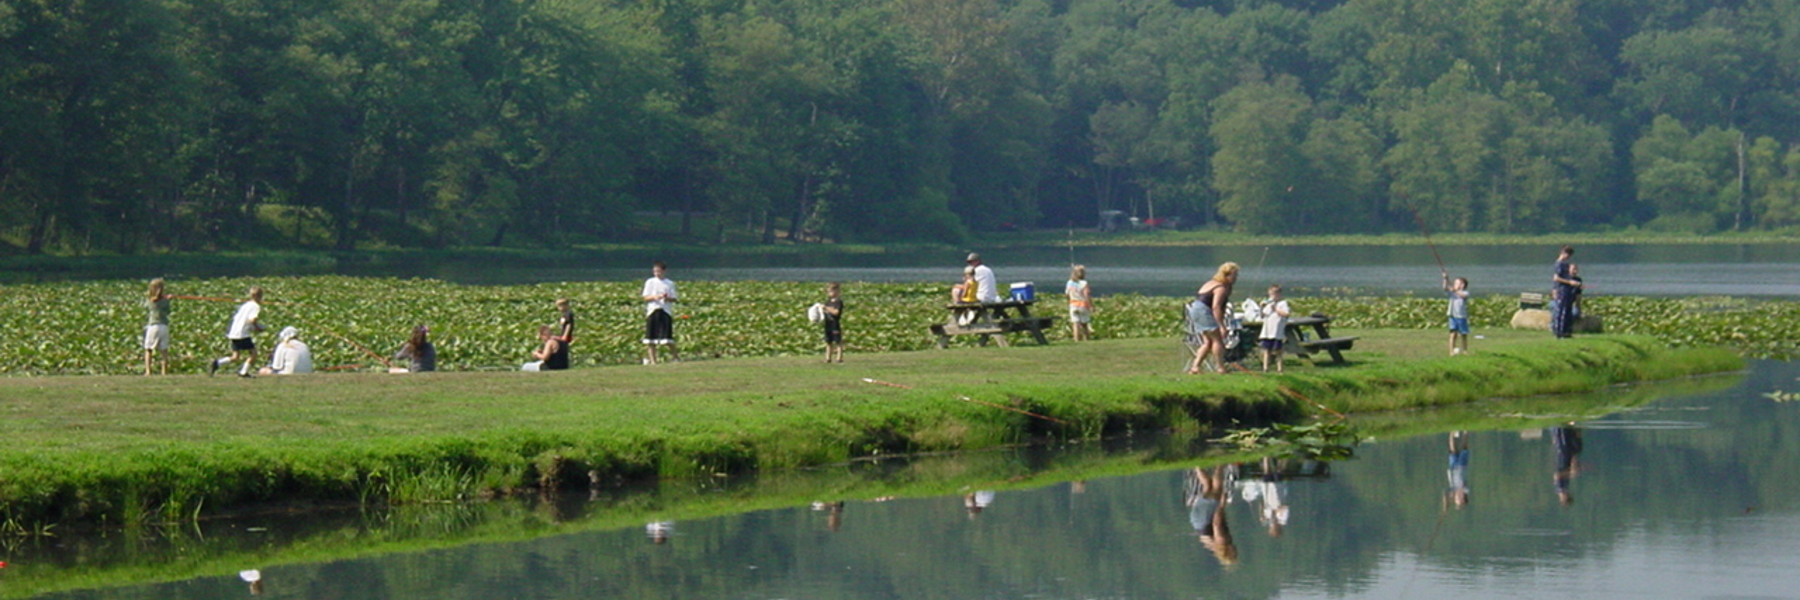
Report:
171,295,300,306
1068,223,1075,267
1223,361,1348,421
959,396,1070,425
307,323,394,370
857,378,1068,425
1407,209,1448,278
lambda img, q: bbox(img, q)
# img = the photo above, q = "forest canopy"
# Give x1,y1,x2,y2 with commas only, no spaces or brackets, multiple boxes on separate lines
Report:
3,0,1798,254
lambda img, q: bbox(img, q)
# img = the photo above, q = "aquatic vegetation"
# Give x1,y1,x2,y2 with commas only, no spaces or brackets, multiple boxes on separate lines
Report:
1215,420,1362,460
0,277,1790,376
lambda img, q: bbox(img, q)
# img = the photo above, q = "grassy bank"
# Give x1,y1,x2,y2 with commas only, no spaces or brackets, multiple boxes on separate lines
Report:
0,329,1741,528
0,366,1746,600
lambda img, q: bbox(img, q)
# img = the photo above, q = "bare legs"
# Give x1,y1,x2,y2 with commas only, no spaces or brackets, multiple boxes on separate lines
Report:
1188,330,1225,374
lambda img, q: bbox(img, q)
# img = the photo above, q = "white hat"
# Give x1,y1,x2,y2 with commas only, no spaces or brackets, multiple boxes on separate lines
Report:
279,326,299,341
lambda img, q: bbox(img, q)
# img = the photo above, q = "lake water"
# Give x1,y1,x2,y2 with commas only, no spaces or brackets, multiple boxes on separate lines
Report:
382,243,1800,298
19,360,1800,600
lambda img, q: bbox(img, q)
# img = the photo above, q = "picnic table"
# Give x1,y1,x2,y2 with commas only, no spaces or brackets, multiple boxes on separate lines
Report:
929,299,1055,348
1243,313,1358,364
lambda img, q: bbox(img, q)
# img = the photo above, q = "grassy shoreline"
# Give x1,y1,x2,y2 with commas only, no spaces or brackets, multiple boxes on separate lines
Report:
0,368,1747,600
0,330,1742,529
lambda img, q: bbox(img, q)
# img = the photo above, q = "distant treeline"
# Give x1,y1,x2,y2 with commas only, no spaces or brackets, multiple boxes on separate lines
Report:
4,0,1798,254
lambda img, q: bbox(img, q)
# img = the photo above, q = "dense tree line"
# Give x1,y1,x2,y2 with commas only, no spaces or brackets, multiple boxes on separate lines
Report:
3,0,1798,253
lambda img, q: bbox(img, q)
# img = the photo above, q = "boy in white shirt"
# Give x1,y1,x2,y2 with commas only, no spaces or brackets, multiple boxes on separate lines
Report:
1258,285,1291,373
641,261,680,365
210,286,265,377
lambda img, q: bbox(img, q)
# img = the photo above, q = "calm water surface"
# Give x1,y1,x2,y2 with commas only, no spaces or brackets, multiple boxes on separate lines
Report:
403,243,1800,297
27,360,1800,600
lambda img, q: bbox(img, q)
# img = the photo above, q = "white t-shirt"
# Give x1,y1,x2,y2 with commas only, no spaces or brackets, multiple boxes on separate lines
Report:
1258,299,1290,340
642,277,677,314
269,339,312,374
227,301,261,339
972,264,1000,303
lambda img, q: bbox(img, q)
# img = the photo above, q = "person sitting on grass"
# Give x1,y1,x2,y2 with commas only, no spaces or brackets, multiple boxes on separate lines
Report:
521,325,568,372
391,324,435,373
1444,273,1470,355
260,326,313,375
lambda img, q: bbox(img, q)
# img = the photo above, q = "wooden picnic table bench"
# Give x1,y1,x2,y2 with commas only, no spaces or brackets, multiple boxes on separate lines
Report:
930,299,1054,348
1245,313,1357,364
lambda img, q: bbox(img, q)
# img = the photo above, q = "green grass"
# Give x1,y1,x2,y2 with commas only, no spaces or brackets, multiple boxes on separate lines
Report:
0,328,1741,528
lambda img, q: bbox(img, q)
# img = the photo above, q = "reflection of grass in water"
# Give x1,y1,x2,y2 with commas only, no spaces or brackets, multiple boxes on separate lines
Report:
0,332,1741,532
0,367,1747,600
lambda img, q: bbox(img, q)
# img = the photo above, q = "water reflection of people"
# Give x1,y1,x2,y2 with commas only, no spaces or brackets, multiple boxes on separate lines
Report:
812,501,845,531
1552,423,1583,506
964,490,995,518
239,569,263,595
646,520,674,544
1445,430,1471,509
1239,457,1289,537
1185,465,1239,566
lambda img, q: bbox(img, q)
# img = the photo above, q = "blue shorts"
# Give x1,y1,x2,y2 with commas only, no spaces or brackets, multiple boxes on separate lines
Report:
1448,317,1470,335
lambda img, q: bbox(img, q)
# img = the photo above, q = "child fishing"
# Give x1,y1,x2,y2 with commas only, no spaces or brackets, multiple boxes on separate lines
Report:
1444,273,1470,355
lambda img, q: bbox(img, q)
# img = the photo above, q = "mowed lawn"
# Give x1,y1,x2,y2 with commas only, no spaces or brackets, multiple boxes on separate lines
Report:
0,328,1672,455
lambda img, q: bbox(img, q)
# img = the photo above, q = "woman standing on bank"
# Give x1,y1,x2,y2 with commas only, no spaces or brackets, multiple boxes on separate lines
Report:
143,278,174,375
1187,262,1239,374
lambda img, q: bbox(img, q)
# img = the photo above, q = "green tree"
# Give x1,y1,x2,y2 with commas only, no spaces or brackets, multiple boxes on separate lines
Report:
1299,114,1384,232
0,0,197,253
1210,76,1312,233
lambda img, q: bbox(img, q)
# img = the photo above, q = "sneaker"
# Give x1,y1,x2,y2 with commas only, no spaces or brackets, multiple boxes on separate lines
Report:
208,359,219,377
238,371,253,378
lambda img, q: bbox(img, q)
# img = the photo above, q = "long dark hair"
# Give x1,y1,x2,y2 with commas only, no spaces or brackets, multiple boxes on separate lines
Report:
408,325,430,348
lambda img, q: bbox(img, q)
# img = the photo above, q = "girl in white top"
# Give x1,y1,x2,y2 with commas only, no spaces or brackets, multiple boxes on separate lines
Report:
641,261,680,364
1065,265,1092,341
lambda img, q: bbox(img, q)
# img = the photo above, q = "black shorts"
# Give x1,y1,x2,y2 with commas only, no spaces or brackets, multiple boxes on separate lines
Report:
644,309,675,344
1258,338,1283,351
230,337,255,351
823,322,843,344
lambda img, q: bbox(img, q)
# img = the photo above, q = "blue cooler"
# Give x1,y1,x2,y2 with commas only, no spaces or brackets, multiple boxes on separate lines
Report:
1009,282,1036,302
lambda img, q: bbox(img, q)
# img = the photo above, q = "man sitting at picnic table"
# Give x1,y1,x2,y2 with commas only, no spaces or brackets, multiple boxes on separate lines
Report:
967,253,1001,303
